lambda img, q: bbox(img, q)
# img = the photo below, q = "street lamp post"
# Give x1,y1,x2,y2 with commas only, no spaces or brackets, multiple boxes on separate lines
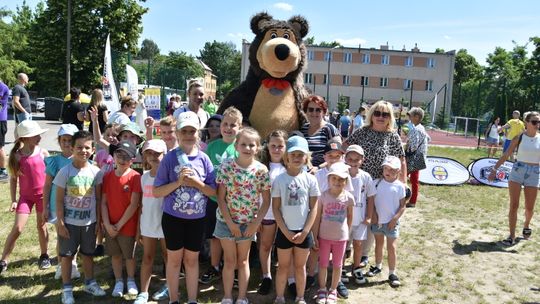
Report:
325,46,339,105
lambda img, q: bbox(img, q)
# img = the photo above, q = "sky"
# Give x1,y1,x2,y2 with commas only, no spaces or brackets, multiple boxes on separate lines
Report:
3,0,540,65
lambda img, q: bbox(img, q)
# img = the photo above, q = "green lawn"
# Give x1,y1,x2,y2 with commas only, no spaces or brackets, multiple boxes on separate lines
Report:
0,146,538,303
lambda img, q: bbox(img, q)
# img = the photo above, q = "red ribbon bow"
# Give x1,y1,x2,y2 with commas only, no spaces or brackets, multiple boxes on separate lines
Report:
262,78,290,90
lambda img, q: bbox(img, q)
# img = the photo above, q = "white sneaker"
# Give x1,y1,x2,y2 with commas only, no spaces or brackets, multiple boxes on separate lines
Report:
55,265,62,280
83,281,106,296
127,280,138,295
112,281,124,297
62,290,75,304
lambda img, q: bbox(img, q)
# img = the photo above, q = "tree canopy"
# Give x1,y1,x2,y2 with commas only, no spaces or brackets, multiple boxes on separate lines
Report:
198,41,241,99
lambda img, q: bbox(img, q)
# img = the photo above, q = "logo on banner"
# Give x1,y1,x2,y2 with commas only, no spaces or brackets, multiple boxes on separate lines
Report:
470,158,513,188
432,166,448,180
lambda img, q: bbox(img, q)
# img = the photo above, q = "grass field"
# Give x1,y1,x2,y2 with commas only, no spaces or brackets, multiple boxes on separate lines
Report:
0,146,538,304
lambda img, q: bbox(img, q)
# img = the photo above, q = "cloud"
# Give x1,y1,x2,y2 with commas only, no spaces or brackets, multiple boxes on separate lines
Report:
196,27,202,31
444,35,451,40
335,38,367,47
273,2,293,11
227,32,249,39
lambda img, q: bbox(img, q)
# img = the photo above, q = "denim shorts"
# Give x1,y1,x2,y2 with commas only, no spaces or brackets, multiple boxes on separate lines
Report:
213,219,255,242
509,161,540,188
371,222,400,239
486,136,499,145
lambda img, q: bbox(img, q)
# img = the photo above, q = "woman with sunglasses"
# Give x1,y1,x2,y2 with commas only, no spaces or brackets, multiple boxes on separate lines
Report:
489,111,540,246
300,95,340,167
343,100,407,268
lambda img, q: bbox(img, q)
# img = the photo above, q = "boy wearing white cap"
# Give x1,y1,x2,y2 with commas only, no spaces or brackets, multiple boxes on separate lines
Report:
344,145,375,285
366,155,406,287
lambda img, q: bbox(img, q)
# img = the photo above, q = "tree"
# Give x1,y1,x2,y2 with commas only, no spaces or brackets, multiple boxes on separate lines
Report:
452,49,481,116
27,0,148,96
138,38,160,60
198,41,241,99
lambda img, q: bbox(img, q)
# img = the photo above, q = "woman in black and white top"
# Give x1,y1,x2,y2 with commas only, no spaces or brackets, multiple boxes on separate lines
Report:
489,111,540,246
485,117,501,158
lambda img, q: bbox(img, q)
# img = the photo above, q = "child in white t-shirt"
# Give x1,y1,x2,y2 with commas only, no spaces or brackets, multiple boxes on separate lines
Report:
344,145,375,285
366,156,406,287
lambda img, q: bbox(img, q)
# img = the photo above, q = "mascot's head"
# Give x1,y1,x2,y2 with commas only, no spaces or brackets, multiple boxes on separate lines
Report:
249,12,309,80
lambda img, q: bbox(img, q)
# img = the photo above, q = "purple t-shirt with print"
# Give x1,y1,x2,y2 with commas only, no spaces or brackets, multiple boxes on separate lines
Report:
154,147,216,219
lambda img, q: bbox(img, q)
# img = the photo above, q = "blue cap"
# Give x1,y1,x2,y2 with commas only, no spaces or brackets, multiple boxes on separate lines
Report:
286,136,309,153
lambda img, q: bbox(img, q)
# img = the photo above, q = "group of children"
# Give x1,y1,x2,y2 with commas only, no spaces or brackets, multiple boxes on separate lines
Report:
0,105,408,304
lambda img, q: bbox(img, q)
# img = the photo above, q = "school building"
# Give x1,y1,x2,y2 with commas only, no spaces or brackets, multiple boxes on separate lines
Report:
240,41,455,117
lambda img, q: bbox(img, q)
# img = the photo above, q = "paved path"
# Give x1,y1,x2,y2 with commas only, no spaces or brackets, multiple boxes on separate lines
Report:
4,113,62,153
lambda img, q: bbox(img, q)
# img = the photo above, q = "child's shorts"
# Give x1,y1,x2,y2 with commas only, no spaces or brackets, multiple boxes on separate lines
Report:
351,223,369,241
58,223,97,257
371,222,400,239
105,233,136,259
318,238,347,268
162,212,205,251
509,161,540,188
16,196,44,214
275,228,313,250
213,219,255,243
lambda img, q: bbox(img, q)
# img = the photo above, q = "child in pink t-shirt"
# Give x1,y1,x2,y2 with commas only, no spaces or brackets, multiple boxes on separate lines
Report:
313,162,354,304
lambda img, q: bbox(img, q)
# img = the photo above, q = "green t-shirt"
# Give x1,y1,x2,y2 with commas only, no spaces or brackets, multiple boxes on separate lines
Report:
205,138,238,166
203,102,218,116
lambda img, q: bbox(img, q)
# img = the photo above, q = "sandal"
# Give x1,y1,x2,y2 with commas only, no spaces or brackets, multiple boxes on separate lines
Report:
523,228,532,240
501,237,516,246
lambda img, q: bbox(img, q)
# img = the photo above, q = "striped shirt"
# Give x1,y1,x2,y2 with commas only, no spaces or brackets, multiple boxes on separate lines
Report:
300,122,339,167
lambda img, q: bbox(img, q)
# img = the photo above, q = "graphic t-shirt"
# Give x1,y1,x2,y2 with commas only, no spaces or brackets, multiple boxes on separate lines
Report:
271,171,320,231
350,169,376,226
206,138,238,166
53,163,100,226
215,158,271,224
373,178,406,224
102,169,142,236
140,172,164,238
154,148,216,219
318,190,354,241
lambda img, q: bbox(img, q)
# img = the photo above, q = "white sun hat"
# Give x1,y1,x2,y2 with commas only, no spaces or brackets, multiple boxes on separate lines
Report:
16,120,49,138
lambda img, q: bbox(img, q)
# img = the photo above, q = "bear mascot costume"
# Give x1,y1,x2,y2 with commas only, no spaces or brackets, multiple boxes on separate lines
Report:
217,12,310,138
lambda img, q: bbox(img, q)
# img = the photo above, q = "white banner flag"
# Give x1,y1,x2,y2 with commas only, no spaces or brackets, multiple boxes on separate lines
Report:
126,64,138,101
431,93,438,124
102,34,119,113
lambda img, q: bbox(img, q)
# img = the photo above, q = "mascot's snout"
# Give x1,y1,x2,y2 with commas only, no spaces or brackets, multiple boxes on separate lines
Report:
257,36,300,79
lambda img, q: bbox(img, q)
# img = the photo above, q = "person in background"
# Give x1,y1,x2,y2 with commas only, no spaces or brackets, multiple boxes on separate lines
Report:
201,114,223,149
338,109,351,139
62,87,85,131
12,73,32,126
0,79,9,181
404,107,429,208
485,117,501,158
159,116,178,152
489,111,539,246
174,81,210,128
350,106,365,134
166,94,181,117
203,96,218,116
86,89,109,135
108,96,137,125
501,110,525,155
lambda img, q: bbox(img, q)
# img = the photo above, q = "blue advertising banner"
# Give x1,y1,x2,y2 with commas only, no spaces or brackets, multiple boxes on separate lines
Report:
469,157,514,188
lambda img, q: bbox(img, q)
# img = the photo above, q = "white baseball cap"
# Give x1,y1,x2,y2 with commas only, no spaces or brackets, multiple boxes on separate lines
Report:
176,111,200,130
58,124,79,136
326,162,354,192
142,139,167,153
345,145,364,157
16,120,48,138
382,155,401,169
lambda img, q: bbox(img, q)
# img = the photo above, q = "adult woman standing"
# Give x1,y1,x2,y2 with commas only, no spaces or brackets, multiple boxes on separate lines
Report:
343,100,406,267
350,106,366,134
404,107,429,208
485,117,501,158
489,111,539,246
87,89,108,134
300,95,340,167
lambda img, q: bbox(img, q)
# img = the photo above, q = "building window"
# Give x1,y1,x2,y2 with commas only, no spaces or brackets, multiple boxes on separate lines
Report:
307,50,314,61
405,56,413,67
425,80,433,91
361,76,369,86
404,79,412,89
343,75,351,86
427,57,435,68
362,53,370,64
380,77,388,87
343,52,352,63
323,74,328,85
324,51,332,61
305,73,313,84
381,54,389,65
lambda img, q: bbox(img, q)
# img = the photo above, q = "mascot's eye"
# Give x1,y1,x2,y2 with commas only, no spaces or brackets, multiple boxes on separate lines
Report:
283,33,290,39
270,32,278,39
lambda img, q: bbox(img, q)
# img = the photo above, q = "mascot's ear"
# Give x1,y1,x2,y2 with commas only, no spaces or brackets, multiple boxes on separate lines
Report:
288,15,309,39
251,12,273,35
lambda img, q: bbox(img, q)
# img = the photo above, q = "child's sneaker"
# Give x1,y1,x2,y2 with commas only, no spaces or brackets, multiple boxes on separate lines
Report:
353,267,367,284
273,296,286,304
257,277,273,295
0,260,7,274
62,290,75,304
93,244,105,257
151,283,169,301
83,281,106,296
134,292,149,304
341,269,349,284
336,281,349,298
199,266,221,284
295,297,307,304
38,254,51,269
235,298,249,304
366,266,382,277
359,256,368,268
111,280,124,297
127,279,138,295
316,288,327,304
389,274,401,287
326,289,338,304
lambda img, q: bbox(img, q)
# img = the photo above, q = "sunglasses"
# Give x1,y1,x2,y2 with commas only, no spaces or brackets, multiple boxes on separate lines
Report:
307,107,322,113
373,110,391,118
529,120,539,126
